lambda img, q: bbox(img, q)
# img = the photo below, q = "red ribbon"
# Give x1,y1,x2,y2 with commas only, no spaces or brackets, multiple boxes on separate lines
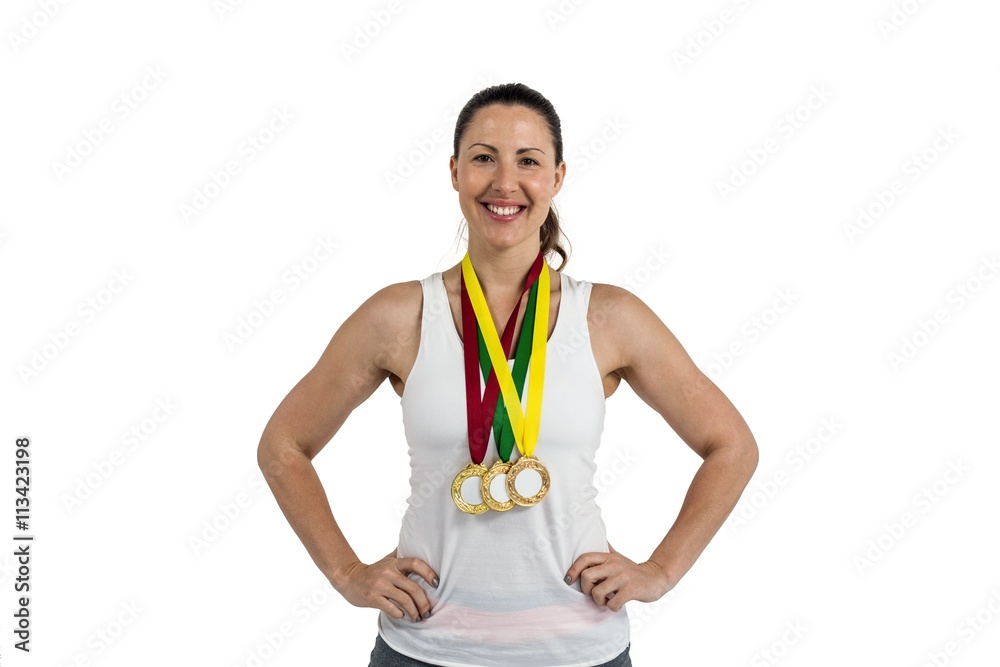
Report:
460,252,545,463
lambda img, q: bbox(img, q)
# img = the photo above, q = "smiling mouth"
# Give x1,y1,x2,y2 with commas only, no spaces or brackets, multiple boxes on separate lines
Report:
482,202,525,217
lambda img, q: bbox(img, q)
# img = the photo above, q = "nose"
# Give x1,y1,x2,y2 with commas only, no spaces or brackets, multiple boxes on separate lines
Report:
491,159,517,194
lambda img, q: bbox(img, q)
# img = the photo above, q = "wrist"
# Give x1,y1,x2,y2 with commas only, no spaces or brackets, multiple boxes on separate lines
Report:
644,557,679,588
328,557,363,592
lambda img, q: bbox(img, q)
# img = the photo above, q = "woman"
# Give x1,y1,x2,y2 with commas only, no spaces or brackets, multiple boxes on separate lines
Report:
257,83,759,666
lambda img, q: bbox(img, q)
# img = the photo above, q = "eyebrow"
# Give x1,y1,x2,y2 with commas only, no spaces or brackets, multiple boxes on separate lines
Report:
467,143,545,155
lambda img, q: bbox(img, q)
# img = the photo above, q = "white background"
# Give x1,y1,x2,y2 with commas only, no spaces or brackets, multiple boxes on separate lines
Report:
2,0,999,665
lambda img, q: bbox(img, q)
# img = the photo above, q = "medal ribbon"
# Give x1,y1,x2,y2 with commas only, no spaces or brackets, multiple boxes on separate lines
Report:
460,252,545,464
462,252,550,459
478,277,538,462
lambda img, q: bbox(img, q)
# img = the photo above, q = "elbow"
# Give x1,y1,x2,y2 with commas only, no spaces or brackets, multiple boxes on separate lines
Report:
257,431,305,482
741,436,759,477
256,438,273,475
710,432,758,478
256,437,277,481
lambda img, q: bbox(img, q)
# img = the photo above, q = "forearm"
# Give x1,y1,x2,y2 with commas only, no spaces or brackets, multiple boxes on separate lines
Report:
647,439,758,583
258,441,360,588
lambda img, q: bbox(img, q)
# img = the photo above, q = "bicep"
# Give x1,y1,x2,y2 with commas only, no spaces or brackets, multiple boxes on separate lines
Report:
259,288,396,461
612,288,752,459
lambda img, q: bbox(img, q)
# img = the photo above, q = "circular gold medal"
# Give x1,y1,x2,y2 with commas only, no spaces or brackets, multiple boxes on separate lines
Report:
506,455,550,506
481,460,515,512
452,463,490,514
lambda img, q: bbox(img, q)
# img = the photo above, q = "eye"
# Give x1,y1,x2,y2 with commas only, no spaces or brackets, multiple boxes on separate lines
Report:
473,154,494,163
521,157,540,166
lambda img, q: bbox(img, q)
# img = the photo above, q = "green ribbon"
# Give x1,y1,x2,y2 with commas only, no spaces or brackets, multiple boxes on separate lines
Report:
477,278,538,463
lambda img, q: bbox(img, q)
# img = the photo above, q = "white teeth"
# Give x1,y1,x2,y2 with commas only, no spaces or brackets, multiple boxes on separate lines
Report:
486,203,522,216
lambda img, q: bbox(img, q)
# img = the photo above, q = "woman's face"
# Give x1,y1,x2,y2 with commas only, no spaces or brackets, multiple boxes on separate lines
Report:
450,104,565,254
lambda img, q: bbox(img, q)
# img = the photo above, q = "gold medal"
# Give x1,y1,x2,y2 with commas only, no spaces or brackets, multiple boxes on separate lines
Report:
481,460,515,512
452,463,489,514
506,455,550,506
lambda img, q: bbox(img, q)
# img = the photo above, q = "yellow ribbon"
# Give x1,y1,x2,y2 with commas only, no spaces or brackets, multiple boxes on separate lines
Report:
461,252,548,458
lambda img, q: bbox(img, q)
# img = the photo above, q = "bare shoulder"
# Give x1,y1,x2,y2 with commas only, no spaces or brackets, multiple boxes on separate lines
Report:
587,280,699,388
356,279,423,371
364,279,422,321
588,281,645,322
257,278,424,460
587,283,676,366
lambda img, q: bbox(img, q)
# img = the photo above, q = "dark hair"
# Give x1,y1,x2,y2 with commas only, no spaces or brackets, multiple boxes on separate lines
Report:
452,82,571,271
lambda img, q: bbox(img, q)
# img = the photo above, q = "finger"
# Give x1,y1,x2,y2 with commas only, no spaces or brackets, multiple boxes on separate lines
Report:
386,580,423,622
391,565,435,619
398,557,440,590
591,578,620,608
380,597,406,620
578,563,615,595
390,567,437,620
606,591,627,613
564,552,610,586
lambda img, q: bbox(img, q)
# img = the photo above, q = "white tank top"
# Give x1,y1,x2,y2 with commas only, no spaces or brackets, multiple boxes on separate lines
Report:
378,270,631,667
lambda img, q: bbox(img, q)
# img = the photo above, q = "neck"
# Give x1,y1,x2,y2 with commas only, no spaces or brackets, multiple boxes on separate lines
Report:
465,241,542,297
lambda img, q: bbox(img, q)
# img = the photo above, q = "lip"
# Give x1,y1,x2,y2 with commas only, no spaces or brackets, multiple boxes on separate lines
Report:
480,201,525,222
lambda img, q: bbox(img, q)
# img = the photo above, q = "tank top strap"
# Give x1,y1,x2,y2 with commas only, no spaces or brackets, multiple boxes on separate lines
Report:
416,271,461,360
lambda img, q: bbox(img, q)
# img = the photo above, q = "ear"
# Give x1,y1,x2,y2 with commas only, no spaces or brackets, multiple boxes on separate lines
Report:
552,160,566,197
450,155,459,192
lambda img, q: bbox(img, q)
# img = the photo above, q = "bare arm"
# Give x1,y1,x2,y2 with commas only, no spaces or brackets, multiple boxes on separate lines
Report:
611,285,759,583
256,282,437,621
568,285,758,609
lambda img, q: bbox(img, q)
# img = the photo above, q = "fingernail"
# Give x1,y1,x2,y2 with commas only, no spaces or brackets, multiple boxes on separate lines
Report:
432,577,440,588
422,610,430,619
564,574,572,585
415,615,422,622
